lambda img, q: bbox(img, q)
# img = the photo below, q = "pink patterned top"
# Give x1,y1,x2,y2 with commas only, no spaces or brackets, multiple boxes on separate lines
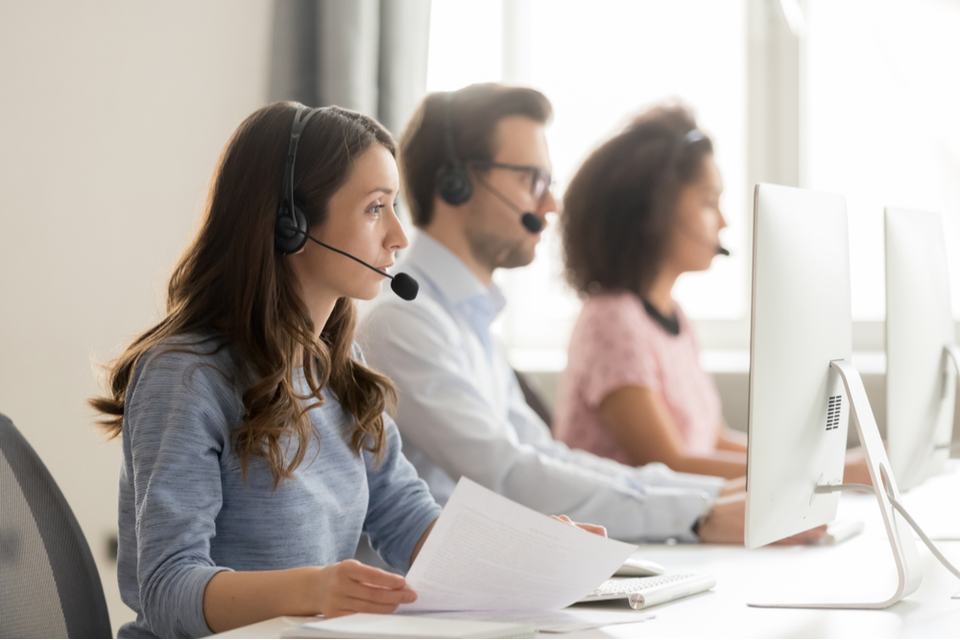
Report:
553,293,722,466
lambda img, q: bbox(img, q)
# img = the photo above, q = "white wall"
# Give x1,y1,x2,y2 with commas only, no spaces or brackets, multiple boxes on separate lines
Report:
0,1,272,634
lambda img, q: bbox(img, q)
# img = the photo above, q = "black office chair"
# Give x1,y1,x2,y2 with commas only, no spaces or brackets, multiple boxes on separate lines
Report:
514,370,554,429
0,413,112,639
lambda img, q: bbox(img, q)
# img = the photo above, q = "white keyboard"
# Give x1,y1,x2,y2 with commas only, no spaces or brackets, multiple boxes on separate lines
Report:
578,574,717,610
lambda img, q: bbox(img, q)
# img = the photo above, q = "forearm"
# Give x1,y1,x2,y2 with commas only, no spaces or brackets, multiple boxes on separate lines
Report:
660,451,747,480
716,426,748,453
202,567,317,634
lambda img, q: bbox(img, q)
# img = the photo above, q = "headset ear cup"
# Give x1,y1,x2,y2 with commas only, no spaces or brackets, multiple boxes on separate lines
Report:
435,163,473,206
274,202,309,254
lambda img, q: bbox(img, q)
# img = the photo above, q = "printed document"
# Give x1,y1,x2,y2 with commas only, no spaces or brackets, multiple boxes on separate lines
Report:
399,477,638,612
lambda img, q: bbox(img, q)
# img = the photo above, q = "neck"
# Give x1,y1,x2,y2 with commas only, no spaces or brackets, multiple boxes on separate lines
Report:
304,294,339,341
645,266,680,316
291,295,338,369
422,214,495,287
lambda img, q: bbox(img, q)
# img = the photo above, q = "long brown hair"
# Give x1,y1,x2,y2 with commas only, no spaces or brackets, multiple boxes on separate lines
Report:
90,102,398,484
562,104,713,297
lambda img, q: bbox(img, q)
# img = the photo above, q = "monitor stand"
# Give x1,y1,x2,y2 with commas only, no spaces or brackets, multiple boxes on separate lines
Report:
748,359,923,609
934,345,960,458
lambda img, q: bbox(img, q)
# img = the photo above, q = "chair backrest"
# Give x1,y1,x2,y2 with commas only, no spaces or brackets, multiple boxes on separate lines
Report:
514,370,553,429
0,413,112,639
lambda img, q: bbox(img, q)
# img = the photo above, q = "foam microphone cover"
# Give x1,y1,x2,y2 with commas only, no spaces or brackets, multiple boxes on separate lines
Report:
390,272,420,301
520,212,542,233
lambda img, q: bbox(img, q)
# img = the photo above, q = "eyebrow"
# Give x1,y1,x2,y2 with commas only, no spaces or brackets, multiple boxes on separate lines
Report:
367,187,396,196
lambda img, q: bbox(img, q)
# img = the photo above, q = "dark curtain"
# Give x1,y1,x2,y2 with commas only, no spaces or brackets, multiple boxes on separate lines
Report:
268,0,432,139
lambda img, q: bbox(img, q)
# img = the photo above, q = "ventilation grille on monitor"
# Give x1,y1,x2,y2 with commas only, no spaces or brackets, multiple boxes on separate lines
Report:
826,395,842,430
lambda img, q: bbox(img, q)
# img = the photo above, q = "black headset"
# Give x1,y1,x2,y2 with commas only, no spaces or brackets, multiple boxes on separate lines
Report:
271,104,421,300
275,105,324,255
434,92,474,206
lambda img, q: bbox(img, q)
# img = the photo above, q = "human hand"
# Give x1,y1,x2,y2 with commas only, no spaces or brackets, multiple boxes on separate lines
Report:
696,493,827,545
551,514,607,537
843,447,874,486
696,492,746,544
310,559,417,618
719,476,746,496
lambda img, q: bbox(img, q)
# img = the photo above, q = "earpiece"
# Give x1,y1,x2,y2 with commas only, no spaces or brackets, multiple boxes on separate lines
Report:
274,199,309,254
274,103,420,301
435,92,473,206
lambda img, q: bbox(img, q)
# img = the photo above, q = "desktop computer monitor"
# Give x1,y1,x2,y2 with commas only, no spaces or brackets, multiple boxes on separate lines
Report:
885,207,957,490
745,183,852,549
745,184,922,608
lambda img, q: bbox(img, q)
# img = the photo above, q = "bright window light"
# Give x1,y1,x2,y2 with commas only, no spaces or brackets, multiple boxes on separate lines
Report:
805,0,960,320
427,0,748,354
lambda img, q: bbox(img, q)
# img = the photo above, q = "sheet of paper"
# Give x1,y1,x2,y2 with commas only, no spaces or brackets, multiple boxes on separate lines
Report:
401,608,654,633
399,477,638,612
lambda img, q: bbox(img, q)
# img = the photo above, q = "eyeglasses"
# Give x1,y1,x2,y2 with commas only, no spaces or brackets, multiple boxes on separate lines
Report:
468,161,553,204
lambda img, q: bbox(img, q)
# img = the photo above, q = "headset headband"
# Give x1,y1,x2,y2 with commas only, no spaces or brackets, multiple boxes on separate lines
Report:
281,104,323,224
442,92,461,167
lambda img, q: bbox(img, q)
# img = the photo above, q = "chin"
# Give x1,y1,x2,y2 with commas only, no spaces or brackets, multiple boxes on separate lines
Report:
348,281,387,302
509,241,540,269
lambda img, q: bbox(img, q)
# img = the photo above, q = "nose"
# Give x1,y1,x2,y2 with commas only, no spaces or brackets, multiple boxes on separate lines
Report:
386,205,409,252
718,207,728,231
538,189,559,218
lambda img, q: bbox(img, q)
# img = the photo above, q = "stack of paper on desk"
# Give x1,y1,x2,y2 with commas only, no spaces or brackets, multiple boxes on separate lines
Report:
280,613,536,638
398,477,639,612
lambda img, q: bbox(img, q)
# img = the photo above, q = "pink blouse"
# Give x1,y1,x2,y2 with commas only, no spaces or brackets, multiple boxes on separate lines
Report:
553,293,722,466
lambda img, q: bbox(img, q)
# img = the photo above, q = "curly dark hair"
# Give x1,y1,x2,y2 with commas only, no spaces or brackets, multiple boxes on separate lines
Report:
561,104,714,297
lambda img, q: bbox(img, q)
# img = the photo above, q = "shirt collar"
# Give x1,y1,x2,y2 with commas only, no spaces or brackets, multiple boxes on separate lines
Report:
403,232,505,313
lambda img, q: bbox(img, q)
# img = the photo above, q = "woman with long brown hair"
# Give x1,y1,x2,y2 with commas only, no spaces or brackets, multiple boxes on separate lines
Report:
91,102,441,638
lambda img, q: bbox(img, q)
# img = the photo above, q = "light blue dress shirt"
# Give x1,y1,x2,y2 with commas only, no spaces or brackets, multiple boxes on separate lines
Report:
358,232,725,544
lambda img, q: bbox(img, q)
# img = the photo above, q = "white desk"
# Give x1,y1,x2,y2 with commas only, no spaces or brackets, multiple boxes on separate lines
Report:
211,469,960,638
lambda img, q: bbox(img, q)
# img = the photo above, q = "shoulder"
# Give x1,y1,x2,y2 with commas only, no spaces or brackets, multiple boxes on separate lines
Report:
130,334,242,413
583,291,644,316
138,333,235,379
576,293,650,335
359,290,462,348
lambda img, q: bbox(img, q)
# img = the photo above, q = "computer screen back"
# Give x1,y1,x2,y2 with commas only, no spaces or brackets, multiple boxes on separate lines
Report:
885,207,955,490
746,183,852,549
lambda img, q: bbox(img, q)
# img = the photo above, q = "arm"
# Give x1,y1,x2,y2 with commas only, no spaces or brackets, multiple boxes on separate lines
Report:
360,408,443,572
716,423,748,453
359,301,714,543
694,493,826,544
598,385,747,479
124,349,238,638
202,562,416,632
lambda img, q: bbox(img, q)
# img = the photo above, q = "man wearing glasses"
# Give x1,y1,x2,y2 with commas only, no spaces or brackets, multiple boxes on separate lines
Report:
358,83,750,545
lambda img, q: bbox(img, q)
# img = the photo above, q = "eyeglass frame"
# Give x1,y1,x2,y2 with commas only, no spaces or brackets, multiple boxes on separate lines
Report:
465,160,554,204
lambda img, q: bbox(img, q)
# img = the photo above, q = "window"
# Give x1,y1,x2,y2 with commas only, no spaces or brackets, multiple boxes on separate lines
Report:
425,0,960,359
805,0,960,321
427,0,748,360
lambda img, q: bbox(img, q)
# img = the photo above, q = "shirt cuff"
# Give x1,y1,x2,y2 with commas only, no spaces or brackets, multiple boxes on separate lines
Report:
631,462,726,498
637,488,715,543
179,566,233,639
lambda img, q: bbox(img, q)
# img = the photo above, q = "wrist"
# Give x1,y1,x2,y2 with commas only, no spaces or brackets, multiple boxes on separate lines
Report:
293,565,326,616
691,495,714,540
